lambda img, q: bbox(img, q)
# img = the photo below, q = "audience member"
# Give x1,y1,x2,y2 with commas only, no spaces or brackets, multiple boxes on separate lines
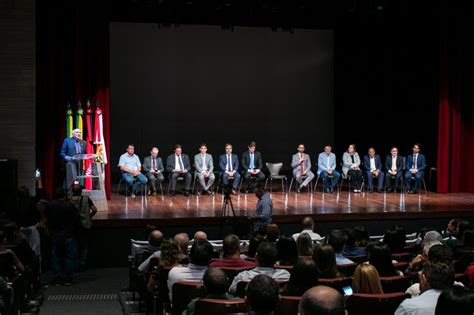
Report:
137,229,163,266
281,258,319,296
2,222,35,268
299,285,346,315
0,231,24,281
435,286,474,315
276,236,298,266
343,227,367,256
242,233,266,261
368,243,401,277
265,224,280,243
352,263,384,294
327,230,354,265
384,227,406,253
193,231,208,241
229,242,290,294
174,232,190,264
296,233,314,258
209,234,255,269
246,275,280,315
313,244,341,279
292,217,322,242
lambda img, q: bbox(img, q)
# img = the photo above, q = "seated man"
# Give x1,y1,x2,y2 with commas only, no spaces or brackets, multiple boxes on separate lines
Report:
137,229,164,272
167,239,214,301
395,261,454,315
229,242,290,294
219,143,241,195
183,267,239,315
317,145,341,193
385,146,403,193
246,275,280,315
166,144,192,196
210,234,256,269
291,144,315,192
193,231,208,241
292,217,323,242
143,147,164,196
118,144,148,198
241,141,266,193
299,285,346,315
363,147,385,193
174,233,190,264
327,229,354,265
2,222,35,268
194,143,215,195
404,143,426,194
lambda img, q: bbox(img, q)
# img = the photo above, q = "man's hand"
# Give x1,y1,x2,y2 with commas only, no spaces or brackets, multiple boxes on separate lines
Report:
65,156,72,161
411,169,418,174
203,171,209,178
327,169,333,175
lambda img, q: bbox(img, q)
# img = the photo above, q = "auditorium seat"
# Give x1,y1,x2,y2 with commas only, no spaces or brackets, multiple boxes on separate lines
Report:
392,252,413,262
235,280,289,298
171,281,205,315
275,296,302,315
379,275,412,293
274,264,294,271
338,263,358,277
194,298,248,315
346,293,410,315
264,162,287,193
318,277,353,294
289,175,314,193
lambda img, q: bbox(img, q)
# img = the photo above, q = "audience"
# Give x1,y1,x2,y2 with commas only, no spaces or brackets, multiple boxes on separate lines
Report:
395,261,454,315
384,227,406,253
435,286,474,315
193,231,208,241
2,222,35,268
265,224,280,243
296,233,314,258
242,233,266,261
138,229,163,266
276,236,298,266
281,258,319,296
209,234,255,269
299,285,346,315
292,217,322,242
352,263,384,294
229,242,290,294
368,243,401,277
246,275,280,315
327,230,354,265
343,227,368,256
167,239,213,300
0,231,24,281
313,244,341,279
174,232,190,264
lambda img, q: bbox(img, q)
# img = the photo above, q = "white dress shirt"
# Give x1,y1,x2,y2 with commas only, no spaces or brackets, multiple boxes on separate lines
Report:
395,289,441,315
229,267,290,294
370,157,376,171
167,263,207,301
392,156,397,171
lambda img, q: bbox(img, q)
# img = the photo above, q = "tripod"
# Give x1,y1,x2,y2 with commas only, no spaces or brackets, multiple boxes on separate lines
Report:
221,193,236,221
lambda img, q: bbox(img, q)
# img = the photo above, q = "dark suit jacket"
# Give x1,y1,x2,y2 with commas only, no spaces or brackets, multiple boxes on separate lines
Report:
406,154,426,172
219,154,239,173
60,137,86,160
241,151,263,171
166,154,191,172
363,154,383,171
143,156,164,174
384,155,404,173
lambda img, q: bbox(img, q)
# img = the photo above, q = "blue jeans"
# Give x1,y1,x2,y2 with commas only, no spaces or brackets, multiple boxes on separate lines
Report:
122,172,148,193
51,231,77,280
320,170,340,189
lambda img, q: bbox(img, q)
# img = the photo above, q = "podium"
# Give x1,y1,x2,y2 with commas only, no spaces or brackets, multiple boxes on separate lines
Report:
72,154,108,212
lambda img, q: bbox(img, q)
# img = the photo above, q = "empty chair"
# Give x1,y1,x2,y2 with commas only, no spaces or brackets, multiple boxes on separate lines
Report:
379,275,412,293
338,263,358,277
275,296,302,315
264,162,287,192
194,298,248,315
171,281,205,315
346,293,410,315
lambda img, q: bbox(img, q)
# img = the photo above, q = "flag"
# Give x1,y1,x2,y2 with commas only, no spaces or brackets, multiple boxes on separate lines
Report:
94,103,108,164
76,101,83,136
66,101,73,138
84,100,94,189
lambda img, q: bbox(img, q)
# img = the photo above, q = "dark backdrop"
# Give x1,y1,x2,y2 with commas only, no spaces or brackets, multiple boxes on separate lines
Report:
110,23,333,177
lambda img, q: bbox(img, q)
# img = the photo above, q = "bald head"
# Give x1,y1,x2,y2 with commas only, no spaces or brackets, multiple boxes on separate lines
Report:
174,233,189,253
148,230,163,247
194,231,208,241
299,286,345,315
302,217,315,230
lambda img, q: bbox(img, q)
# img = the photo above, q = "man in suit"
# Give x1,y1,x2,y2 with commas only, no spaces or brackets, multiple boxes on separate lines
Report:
384,146,403,193
60,129,87,188
317,145,340,193
363,147,385,193
291,144,315,192
404,143,426,194
143,147,164,196
118,144,148,198
194,143,215,195
166,144,192,196
219,143,240,195
241,141,266,193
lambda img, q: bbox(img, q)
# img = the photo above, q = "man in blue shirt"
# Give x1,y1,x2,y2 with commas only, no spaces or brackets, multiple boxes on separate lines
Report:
60,129,86,188
118,144,147,198
253,187,273,233
317,145,340,193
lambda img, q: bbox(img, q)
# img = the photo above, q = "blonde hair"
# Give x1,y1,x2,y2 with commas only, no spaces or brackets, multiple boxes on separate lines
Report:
352,263,384,294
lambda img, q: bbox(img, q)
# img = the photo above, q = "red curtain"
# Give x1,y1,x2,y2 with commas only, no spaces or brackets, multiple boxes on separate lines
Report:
37,3,111,198
437,3,474,193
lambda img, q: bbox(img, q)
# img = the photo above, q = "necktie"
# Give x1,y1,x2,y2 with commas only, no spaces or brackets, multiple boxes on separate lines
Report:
300,154,304,173
414,155,417,170
178,155,184,170
152,157,156,171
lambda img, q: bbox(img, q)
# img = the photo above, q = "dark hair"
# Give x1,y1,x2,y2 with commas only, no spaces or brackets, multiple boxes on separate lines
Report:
71,183,82,196
127,144,134,148
354,226,369,247
248,141,256,147
284,259,319,296
413,143,421,150
247,233,265,259
423,261,454,290
203,268,229,295
368,243,397,277
463,230,474,247
174,144,182,149
246,275,279,313
314,244,339,278
302,217,314,230
327,230,347,253
383,228,405,253
255,187,266,199
265,224,280,242
276,236,298,266
199,143,207,148
299,286,345,315
324,144,332,149
345,228,357,247
256,242,278,267
159,238,181,267
458,220,472,239
223,234,240,257
428,244,453,264
224,143,232,148
190,240,214,266
297,233,314,257
436,286,474,315
2,222,17,241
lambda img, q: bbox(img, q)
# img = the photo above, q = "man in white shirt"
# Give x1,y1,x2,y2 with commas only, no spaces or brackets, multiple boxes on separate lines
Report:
292,217,322,242
363,147,385,193
166,144,192,196
118,144,148,198
395,261,454,315
385,147,403,193
167,239,214,301
194,143,215,195
229,242,290,294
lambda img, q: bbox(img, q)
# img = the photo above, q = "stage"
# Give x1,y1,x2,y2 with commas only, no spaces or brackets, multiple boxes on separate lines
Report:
93,190,474,228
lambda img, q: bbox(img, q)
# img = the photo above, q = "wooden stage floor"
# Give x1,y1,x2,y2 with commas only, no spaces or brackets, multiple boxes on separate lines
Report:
93,191,474,227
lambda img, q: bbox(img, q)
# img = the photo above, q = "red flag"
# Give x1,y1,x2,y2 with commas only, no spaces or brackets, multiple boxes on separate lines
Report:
84,100,94,189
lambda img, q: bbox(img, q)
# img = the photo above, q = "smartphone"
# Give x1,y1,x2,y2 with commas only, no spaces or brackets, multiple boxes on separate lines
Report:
35,169,41,178
343,286,353,296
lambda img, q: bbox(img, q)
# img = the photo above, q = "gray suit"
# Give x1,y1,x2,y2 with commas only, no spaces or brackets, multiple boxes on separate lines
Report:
194,153,215,191
291,153,315,188
342,152,361,177
143,155,164,193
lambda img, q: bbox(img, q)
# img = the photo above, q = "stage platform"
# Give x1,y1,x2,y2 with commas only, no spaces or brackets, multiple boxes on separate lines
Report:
93,191,474,228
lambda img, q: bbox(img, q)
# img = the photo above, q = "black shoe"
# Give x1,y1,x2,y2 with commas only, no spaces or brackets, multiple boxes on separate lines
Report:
184,190,190,197
386,188,393,193
368,189,374,193
170,190,176,196
324,188,330,193
412,190,418,194
377,189,383,193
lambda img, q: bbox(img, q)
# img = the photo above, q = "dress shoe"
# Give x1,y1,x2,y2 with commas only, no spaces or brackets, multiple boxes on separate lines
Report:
184,190,190,197
368,189,374,193
377,189,383,193
170,190,176,196
386,188,393,193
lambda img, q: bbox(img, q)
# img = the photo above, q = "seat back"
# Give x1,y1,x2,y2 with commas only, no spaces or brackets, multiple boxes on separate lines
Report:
266,162,283,176
343,254,367,264
318,277,353,294
346,293,410,315
379,275,412,293
195,298,248,315
275,296,302,315
236,279,289,298
392,252,413,262
338,263,358,277
172,281,205,315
